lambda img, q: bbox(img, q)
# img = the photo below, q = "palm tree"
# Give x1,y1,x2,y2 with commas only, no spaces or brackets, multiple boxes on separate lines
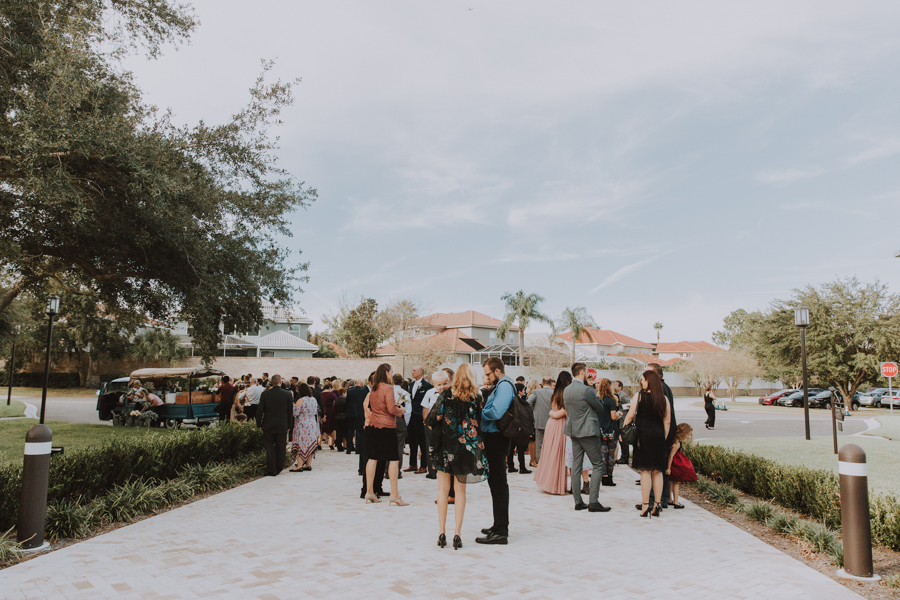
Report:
559,307,599,366
131,329,188,367
497,290,553,367
654,322,664,343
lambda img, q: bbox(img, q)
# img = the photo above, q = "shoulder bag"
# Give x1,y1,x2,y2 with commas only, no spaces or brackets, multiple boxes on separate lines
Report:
619,392,640,446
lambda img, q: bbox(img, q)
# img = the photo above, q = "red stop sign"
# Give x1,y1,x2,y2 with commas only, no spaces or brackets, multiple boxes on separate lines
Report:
882,362,899,378
587,368,598,381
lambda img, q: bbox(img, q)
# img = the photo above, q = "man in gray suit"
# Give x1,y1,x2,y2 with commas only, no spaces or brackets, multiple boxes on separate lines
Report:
563,363,611,512
526,377,554,463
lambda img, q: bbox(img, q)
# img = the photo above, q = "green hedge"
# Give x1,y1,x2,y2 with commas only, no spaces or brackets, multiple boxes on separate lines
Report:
0,424,264,531
684,443,900,550
0,373,82,388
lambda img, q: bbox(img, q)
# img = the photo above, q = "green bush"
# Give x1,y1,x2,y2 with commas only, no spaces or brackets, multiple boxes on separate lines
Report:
0,424,264,530
769,512,798,535
686,442,900,552
45,499,98,540
746,500,775,524
0,527,21,563
684,443,841,528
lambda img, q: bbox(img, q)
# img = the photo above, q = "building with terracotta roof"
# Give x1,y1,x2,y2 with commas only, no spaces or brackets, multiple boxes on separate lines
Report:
376,328,486,364
557,328,655,357
654,341,724,362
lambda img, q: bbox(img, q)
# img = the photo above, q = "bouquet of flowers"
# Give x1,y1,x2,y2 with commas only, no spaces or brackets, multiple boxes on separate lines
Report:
129,410,141,417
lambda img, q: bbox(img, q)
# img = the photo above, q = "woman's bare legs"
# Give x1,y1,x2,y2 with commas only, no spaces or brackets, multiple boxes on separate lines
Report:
454,481,466,537
365,459,377,496
651,470,663,509
639,470,653,515
436,472,451,534
581,470,589,484
671,481,681,504
388,460,400,498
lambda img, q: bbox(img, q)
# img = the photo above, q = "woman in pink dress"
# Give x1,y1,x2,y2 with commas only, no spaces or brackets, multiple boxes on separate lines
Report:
290,382,319,472
533,371,572,494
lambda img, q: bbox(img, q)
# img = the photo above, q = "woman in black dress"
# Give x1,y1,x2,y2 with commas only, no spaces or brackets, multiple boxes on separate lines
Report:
622,369,671,518
703,386,716,429
426,363,488,550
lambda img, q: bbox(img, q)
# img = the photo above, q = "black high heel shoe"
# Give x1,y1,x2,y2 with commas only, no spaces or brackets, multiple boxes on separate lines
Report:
453,535,462,550
437,533,447,548
639,502,651,518
650,504,661,518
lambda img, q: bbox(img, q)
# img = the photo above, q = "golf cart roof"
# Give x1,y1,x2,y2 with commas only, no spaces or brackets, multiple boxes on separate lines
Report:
129,367,226,381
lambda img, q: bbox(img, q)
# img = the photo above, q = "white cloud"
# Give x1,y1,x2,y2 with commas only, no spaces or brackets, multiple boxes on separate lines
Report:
589,259,655,294
756,167,825,183
843,138,900,167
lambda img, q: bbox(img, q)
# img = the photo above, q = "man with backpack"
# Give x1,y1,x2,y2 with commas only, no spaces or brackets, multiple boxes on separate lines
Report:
475,357,515,545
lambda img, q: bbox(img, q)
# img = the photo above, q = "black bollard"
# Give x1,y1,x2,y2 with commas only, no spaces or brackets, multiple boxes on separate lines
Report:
16,424,52,552
837,444,879,581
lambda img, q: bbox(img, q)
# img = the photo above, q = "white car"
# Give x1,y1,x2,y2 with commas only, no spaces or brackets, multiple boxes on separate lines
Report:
881,390,900,408
859,389,893,408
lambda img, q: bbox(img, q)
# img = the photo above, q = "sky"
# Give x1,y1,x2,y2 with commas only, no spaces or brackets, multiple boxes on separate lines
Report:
123,1,900,345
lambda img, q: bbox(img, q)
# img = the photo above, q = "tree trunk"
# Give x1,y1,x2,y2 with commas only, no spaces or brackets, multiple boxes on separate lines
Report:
0,280,24,314
519,328,525,367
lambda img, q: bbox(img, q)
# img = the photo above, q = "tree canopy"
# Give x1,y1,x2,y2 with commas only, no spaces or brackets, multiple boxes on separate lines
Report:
713,278,900,405
0,0,316,363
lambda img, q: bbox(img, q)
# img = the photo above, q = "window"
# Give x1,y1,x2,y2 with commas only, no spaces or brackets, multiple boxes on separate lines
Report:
261,351,275,358
489,331,496,343
289,324,301,333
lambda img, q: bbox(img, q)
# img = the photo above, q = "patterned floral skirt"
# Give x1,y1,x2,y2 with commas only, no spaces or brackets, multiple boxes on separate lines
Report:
292,412,319,463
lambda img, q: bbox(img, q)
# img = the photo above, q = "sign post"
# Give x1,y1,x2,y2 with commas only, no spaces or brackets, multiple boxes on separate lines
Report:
882,362,897,416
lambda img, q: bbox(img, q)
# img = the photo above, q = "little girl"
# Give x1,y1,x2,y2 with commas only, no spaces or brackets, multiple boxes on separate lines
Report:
665,423,698,509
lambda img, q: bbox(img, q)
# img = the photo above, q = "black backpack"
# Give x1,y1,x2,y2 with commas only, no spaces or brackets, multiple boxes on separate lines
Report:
496,380,533,445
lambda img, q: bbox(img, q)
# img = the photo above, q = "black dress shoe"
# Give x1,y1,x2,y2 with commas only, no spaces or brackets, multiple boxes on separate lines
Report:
574,502,589,511
345,450,352,455
589,503,611,512
519,467,532,474
425,473,437,480
601,476,616,487
480,527,493,536
375,490,389,498
475,532,508,545
507,467,517,473
615,459,628,465
635,503,643,510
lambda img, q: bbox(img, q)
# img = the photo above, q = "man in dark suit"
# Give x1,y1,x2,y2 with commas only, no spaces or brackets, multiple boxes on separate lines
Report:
403,366,433,474
256,374,294,476
345,379,368,455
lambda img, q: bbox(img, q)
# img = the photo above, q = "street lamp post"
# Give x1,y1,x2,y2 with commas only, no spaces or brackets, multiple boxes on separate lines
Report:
794,304,811,441
7,324,21,406
38,295,60,425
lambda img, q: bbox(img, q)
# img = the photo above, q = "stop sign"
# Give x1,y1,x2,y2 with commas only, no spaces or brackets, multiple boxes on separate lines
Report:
587,368,598,381
882,362,899,378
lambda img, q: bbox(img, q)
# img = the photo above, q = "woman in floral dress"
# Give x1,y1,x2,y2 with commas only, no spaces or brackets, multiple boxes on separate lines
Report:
290,382,319,472
426,363,488,550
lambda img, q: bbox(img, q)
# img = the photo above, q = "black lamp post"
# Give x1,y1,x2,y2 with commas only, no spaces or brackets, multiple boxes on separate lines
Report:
38,295,60,425
794,304,810,440
7,324,21,406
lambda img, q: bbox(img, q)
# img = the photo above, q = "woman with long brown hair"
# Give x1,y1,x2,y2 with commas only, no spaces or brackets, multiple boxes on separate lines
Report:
622,369,671,518
363,363,407,505
426,363,488,550
533,371,572,495
595,378,621,486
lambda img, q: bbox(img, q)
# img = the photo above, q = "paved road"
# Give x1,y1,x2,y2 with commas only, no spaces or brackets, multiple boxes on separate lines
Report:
675,398,870,439
0,449,863,600
7,395,108,425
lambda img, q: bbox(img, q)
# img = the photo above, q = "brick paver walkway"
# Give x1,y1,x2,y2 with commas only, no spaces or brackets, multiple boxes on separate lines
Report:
0,449,863,599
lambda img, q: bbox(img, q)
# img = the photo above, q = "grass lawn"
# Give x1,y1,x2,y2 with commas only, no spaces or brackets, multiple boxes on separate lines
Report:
0,419,182,465
864,415,900,441
0,401,26,418
700,435,900,496
7,387,99,398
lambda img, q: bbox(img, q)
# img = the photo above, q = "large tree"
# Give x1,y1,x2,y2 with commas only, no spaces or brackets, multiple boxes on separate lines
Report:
0,1,316,363
497,290,553,367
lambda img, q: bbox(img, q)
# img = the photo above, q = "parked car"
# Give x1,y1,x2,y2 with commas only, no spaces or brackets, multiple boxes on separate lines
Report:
808,391,834,409
859,389,892,408
880,389,900,408
759,389,798,405
776,389,825,407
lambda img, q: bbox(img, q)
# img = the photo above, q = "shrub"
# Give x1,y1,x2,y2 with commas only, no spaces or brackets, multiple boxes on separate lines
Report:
45,499,98,540
0,527,21,563
180,462,240,494
746,500,775,524
98,480,169,523
0,373,81,388
769,513,798,535
685,443,840,528
705,481,742,507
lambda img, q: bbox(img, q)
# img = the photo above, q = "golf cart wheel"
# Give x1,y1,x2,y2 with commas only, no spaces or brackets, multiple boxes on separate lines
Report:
876,401,882,408
164,418,179,429
824,402,831,410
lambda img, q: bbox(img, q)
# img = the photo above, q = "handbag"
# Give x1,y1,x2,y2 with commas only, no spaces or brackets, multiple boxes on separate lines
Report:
619,421,638,446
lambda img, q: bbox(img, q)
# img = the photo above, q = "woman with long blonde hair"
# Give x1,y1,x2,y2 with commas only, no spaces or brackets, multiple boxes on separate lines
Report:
426,363,488,550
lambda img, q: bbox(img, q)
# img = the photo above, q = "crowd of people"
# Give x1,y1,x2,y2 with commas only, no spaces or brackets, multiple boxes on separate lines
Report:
206,358,698,546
